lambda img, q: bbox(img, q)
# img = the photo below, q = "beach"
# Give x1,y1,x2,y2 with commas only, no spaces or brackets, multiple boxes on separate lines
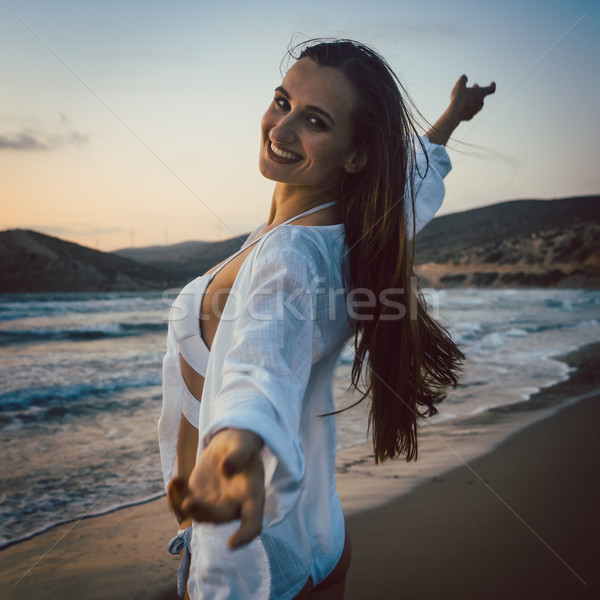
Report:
1,341,598,599
344,345,600,600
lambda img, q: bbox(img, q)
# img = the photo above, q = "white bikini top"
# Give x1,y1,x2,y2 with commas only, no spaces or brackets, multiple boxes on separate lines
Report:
169,200,338,381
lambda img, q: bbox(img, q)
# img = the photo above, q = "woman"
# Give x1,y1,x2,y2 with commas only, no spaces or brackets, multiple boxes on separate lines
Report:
159,39,495,599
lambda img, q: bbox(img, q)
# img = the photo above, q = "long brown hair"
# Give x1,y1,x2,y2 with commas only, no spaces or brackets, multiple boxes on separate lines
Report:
295,40,465,463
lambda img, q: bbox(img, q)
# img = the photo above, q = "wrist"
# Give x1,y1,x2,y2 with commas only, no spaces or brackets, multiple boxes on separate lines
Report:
212,427,264,453
443,104,462,128
425,105,461,146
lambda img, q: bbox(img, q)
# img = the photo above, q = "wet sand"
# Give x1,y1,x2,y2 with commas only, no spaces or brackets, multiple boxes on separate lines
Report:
1,343,599,600
345,364,600,599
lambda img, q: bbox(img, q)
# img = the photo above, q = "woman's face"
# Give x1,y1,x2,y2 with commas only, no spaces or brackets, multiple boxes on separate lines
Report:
259,57,364,187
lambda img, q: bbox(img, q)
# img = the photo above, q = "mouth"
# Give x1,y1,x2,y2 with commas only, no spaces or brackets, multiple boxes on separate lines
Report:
267,140,302,163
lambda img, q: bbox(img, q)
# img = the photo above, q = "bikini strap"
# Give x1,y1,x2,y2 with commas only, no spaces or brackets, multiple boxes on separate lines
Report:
279,200,338,226
209,200,337,278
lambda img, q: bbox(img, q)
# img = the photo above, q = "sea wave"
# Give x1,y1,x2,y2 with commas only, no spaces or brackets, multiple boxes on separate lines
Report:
0,491,166,550
0,291,166,323
0,321,166,346
0,378,162,427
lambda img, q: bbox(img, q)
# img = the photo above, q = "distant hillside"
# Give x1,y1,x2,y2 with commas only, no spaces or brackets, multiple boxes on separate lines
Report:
2,196,598,293
0,230,178,292
114,240,213,265
114,195,600,290
414,195,600,288
113,236,249,283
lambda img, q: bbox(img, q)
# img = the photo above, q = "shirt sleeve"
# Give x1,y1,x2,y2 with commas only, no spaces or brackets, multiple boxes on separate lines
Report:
405,135,452,239
199,239,318,525
158,315,184,491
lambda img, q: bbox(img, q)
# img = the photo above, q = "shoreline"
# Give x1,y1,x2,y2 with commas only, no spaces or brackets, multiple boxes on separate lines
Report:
345,345,600,598
0,492,166,552
1,341,599,599
337,341,600,516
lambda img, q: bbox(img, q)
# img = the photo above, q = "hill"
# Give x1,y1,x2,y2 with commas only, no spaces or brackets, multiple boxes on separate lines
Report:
2,196,598,293
0,229,178,292
113,240,212,265
413,195,600,288
113,237,248,284
114,195,600,290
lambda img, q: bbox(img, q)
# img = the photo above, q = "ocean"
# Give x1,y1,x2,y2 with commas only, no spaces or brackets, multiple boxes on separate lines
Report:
1,288,599,548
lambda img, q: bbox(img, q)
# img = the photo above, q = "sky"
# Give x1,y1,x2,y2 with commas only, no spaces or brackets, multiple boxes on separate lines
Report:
1,0,598,251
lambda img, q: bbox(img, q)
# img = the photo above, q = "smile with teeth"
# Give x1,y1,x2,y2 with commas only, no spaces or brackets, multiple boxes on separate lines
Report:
270,142,301,161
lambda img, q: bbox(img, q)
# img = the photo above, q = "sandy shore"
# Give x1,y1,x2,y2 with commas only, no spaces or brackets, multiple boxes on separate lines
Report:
1,342,599,600
345,356,600,599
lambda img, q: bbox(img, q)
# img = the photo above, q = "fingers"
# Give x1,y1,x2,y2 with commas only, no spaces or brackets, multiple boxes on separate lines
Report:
475,81,496,97
457,74,496,95
477,81,496,97
182,495,240,523
176,429,265,537
228,495,264,549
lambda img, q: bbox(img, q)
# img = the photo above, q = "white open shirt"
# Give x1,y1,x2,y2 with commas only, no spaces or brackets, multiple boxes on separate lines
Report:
159,136,452,599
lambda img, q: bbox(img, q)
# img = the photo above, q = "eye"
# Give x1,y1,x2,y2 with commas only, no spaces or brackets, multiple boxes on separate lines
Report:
308,116,327,131
274,96,290,111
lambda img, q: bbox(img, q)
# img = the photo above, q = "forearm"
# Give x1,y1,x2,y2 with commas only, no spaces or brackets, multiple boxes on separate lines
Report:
425,105,461,147
177,415,199,484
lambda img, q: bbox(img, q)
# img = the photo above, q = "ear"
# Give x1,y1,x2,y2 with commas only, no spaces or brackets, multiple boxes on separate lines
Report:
344,146,367,174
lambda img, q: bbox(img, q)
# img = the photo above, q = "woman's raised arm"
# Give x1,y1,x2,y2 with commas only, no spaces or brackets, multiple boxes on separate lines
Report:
407,74,496,237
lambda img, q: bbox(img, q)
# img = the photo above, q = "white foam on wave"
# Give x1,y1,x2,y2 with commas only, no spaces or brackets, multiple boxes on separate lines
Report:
505,328,528,337
577,319,599,328
430,411,458,423
334,290,600,443
478,332,507,350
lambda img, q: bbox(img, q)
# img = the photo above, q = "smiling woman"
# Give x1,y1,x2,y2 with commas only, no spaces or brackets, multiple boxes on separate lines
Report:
158,38,495,599
259,59,365,188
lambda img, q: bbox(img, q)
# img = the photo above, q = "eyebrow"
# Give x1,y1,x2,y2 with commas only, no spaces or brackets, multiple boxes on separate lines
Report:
275,86,335,126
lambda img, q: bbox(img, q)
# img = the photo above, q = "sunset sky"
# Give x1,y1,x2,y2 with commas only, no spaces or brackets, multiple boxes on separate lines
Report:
2,0,598,251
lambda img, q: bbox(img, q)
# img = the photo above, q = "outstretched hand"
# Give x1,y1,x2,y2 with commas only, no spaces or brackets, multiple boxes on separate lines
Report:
168,428,265,549
425,74,496,146
450,74,496,122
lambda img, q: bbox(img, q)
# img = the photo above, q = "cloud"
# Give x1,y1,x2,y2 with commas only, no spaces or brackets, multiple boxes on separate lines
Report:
0,111,88,151
0,128,88,151
0,132,48,151
49,131,89,147
24,225,126,237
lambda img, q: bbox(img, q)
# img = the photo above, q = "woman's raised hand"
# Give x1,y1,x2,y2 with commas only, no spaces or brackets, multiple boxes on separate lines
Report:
425,75,496,146
450,74,496,122
168,428,265,549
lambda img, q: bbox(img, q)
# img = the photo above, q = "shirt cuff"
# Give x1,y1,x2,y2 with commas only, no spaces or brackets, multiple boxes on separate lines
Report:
417,135,452,178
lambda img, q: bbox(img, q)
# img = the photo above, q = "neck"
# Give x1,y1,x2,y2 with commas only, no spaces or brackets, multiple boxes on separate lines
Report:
266,182,342,227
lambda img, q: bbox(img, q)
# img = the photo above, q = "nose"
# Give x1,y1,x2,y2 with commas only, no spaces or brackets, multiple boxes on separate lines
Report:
269,112,297,145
